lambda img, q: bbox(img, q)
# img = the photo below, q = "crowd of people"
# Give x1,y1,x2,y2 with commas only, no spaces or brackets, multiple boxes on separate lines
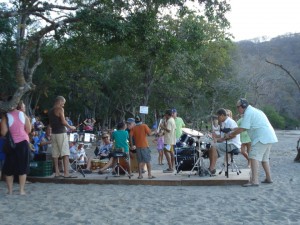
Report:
0,94,278,195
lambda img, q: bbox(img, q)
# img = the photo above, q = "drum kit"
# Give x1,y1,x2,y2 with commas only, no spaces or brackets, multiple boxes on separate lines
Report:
175,128,212,176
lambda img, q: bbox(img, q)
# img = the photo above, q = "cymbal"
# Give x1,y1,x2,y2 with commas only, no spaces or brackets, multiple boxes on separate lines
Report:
182,128,203,137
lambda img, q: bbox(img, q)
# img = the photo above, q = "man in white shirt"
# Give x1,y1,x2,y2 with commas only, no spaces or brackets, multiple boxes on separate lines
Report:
208,108,241,175
227,98,278,187
160,109,176,173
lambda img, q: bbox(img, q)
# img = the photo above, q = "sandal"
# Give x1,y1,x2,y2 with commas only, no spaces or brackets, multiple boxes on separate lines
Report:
207,168,216,175
261,179,273,184
137,176,143,179
148,176,155,179
242,182,259,187
63,175,77,179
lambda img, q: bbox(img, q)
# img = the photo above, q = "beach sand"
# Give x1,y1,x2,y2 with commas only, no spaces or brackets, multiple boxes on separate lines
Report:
0,130,300,225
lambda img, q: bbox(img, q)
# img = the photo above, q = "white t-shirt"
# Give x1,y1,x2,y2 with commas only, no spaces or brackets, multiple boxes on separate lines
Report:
220,117,241,149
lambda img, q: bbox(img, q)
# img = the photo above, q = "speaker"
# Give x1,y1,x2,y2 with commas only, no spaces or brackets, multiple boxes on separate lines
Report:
240,98,249,109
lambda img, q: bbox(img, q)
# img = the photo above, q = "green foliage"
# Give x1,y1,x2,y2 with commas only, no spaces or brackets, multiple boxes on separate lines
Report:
282,115,300,130
0,0,233,126
262,105,285,129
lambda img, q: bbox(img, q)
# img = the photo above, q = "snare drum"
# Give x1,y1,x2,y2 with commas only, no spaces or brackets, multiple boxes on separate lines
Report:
91,159,101,170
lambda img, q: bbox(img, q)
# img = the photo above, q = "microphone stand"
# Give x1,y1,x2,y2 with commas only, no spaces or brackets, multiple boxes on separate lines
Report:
225,138,229,178
221,128,231,178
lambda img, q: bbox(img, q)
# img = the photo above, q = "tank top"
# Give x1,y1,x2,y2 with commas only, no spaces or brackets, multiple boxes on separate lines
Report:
48,107,67,134
7,110,29,143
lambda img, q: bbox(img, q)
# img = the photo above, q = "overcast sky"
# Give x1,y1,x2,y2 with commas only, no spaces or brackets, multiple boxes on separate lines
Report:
227,0,300,41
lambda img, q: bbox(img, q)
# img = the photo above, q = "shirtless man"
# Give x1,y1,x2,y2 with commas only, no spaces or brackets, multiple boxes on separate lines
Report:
48,96,76,178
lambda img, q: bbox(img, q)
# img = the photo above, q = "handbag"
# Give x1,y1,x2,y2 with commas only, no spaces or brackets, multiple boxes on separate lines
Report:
3,113,16,154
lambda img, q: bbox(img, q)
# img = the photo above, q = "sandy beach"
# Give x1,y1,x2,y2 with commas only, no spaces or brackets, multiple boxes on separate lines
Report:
0,130,300,225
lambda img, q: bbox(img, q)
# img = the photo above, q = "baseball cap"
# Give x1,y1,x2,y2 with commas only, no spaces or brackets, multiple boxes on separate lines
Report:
171,108,177,113
126,118,135,123
135,115,142,123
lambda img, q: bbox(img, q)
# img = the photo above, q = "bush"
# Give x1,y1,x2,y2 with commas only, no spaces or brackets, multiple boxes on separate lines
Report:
282,115,300,129
262,106,285,129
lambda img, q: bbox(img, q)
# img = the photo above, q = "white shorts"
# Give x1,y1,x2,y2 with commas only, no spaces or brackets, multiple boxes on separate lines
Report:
249,142,272,162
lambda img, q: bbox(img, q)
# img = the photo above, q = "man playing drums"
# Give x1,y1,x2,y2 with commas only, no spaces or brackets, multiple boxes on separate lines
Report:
85,133,112,172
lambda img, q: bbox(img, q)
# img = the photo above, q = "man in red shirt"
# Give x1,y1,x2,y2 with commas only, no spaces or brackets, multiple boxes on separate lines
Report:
130,115,155,179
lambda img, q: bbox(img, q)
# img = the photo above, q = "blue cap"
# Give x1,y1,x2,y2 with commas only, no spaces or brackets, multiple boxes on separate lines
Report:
126,118,135,123
171,108,177,113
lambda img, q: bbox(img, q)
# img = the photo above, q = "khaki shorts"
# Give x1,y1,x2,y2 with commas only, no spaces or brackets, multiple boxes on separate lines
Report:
249,142,271,162
52,133,70,158
215,142,239,156
163,144,174,153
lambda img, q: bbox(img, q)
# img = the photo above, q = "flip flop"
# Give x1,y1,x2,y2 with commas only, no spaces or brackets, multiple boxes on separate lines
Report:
63,175,77,179
54,175,63,178
148,176,156,179
137,176,143,179
261,179,273,184
242,183,259,187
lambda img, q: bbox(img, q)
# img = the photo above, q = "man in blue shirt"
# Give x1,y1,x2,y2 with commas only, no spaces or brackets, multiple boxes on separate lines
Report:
226,98,278,187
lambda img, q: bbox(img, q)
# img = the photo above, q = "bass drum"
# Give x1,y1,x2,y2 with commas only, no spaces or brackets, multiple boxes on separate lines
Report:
174,147,196,171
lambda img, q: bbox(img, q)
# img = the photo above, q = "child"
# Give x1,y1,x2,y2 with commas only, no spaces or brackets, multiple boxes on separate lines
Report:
76,143,88,163
153,134,164,165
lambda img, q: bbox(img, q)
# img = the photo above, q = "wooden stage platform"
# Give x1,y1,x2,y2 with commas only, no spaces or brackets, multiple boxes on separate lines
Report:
27,168,250,186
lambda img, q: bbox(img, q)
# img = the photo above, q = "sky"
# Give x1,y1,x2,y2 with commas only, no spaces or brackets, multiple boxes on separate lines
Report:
227,0,300,41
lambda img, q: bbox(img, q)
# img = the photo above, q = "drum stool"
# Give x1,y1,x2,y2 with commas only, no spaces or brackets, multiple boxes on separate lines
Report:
219,148,241,176
105,150,131,179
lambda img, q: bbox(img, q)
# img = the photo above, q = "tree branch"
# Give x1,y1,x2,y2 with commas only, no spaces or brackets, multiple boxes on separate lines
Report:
265,59,300,92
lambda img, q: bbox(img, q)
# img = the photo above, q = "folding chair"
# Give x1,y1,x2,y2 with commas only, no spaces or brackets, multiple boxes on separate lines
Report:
70,150,87,178
70,158,86,177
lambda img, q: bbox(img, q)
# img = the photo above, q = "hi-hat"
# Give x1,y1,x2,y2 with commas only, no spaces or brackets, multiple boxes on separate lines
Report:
182,128,203,137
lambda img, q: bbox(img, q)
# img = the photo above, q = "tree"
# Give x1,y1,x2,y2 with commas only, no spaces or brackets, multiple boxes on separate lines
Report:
0,0,122,111
0,0,233,125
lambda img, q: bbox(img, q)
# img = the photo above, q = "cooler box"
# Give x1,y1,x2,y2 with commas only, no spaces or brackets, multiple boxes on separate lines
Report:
33,153,52,161
29,160,53,177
